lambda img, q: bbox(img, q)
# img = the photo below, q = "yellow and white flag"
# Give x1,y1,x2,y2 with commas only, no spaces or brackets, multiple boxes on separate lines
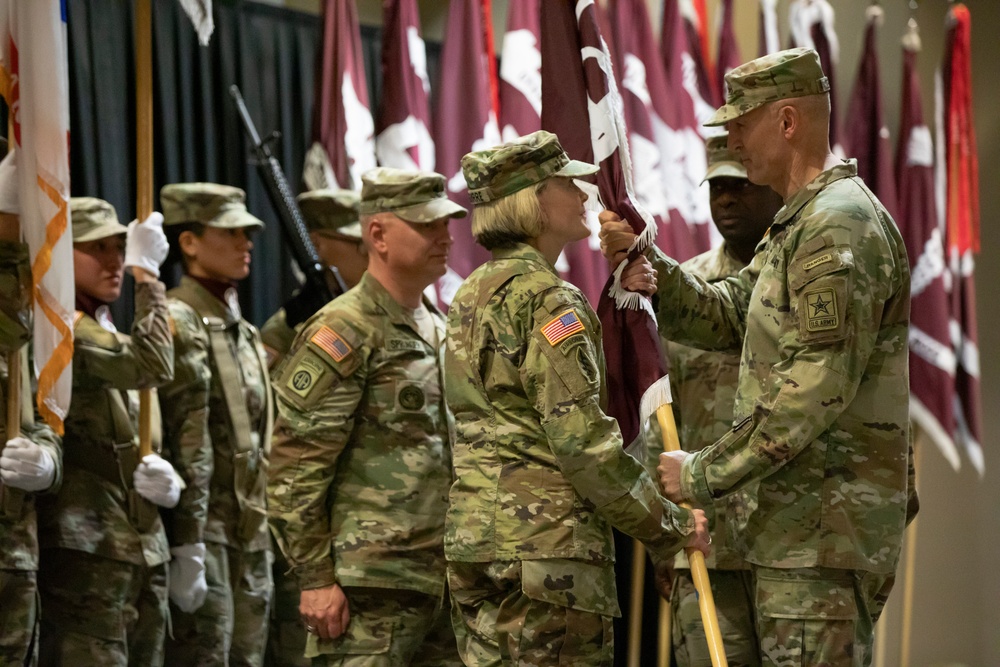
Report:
0,0,73,435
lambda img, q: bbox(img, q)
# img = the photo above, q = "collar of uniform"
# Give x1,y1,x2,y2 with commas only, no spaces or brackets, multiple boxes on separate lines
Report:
769,159,858,234
176,275,241,325
491,243,558,275
354,271,424,330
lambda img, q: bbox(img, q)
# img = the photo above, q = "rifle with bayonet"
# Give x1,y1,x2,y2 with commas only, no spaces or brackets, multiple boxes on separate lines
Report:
229,84,347,327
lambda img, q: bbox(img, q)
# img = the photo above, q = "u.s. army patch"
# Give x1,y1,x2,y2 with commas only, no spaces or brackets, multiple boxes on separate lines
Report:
804,287,838,332
286,354,327,399
311,325,352,362
540,309,585,346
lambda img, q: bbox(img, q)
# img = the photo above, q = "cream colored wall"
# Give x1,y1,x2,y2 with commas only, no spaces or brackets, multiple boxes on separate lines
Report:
268,1,999,663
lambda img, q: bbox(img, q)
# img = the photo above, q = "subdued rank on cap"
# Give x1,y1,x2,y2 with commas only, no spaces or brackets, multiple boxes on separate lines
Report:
462,130,599,205
160,182,265,230
297,188,362,238
703,133,747,183
359,167,468,223
705,47,830,127
70,197,128,242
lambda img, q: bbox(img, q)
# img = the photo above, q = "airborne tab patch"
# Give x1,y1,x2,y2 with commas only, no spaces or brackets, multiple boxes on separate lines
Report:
286,353,327,399
311,325,352,362
805,288,839,332
541,309,585,346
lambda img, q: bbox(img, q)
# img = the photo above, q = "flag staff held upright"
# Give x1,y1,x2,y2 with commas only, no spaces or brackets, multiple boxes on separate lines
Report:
135,0,154,458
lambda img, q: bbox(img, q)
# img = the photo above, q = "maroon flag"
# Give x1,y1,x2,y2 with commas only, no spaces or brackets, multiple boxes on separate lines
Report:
789,0,841,153
759,0,780,57
941,3,983,474
680,0,719,108
498,0,541,142
715,0,743,102
896,25,959,470
375,0,434,173
842,6,898,218
433,0,499,300
541,0,664,446
310,0,375,190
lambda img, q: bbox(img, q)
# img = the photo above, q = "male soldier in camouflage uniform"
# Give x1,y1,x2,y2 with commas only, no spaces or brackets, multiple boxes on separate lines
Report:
601,48,917,667
663,134,782,667
263,189,365,667
158,183,273,667
37,197,180,666
261,188,367,371
446,130,710,666
0,201,62,665
268,167,466,666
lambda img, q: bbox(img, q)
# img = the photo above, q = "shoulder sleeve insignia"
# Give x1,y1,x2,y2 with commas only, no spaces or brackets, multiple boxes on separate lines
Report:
311,325,353,362
540,309,585,346
804,287,839,332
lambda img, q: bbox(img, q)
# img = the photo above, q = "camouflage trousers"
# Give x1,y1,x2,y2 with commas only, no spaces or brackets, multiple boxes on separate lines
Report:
0,568,38,666
447,560,616,667
307,586,461,667
754,566,894,667
671,568,759,667
264,541,309,667
165,541,272,667
37,548,168,667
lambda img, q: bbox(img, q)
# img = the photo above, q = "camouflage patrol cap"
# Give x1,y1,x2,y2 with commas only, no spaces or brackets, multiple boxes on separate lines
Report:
462,130,598,205
297,188,362,238
160,182,265,230
70,197,128,242
702,133,747,183
360,167,467,223
705,47,830,127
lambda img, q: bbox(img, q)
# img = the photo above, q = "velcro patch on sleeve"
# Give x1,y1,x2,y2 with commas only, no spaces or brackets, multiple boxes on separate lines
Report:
804,287,839,332
311,325,353,362
285,353,328,399
540,309,585,346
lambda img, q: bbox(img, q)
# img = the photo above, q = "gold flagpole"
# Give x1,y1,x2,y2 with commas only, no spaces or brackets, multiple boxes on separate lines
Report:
135,0,154,457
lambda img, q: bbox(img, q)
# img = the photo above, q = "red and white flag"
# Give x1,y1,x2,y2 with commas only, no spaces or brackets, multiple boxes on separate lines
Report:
759,0,780,57
842,5,897,219
498,0,541,142
433,0,499,298
896,23,958,470
375,0,434,173
679,0,719,109
177,0,213,46
715,0,743,102
308,0,375,191
0,0,74,434
789,0,841,154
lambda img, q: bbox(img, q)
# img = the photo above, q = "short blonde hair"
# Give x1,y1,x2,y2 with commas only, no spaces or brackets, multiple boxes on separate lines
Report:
471,180,548,250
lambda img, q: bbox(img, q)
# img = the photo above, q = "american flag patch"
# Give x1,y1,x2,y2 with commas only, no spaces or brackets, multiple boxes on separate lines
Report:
311,326,352,362
540,310,585,346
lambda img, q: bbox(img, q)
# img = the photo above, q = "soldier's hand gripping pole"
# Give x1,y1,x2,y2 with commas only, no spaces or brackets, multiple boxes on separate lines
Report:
641,376,728,667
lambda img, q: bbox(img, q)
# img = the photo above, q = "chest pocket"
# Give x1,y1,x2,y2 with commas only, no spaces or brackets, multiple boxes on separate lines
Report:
787,242,854,345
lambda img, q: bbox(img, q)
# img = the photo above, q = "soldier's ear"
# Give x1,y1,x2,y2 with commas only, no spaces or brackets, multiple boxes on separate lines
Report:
366,215,389,254
178,229,200,260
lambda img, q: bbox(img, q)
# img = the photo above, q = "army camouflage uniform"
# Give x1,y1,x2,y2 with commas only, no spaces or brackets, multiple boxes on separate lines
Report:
269,268,460,667
158,184,273,667
37,199,174,666
0,241,62,666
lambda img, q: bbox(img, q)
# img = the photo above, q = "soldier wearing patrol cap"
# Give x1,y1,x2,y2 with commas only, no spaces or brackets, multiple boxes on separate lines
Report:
156,183,274,666
445,130,709,666
268,167,466,666
260,188,367,371
601,48,917,666
660,134,782,667
36,197,179,665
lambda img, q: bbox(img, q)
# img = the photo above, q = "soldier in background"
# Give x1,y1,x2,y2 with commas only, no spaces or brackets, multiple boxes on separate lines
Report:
0,163,63,665
37,197,178,666
268,167,466,666
158,183,273,667
263,188,365,667
602,48,916,666
663,134,781,667
260,188,367,372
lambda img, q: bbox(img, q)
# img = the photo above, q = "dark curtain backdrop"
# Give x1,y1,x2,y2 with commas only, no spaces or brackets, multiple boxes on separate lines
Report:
66,0,439,327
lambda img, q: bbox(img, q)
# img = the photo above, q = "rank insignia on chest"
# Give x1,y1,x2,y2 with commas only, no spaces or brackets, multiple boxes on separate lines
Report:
804,288,838,332
541,309,585,346
311,325,352,361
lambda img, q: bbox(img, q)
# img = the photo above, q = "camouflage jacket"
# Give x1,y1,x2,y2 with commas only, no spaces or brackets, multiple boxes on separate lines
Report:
445,243,695,570
260,307,296,372
663,245,751,571
0,241,62,571
269,272,452,596
160,277,272,553
652,161,915,574
38,281,173,567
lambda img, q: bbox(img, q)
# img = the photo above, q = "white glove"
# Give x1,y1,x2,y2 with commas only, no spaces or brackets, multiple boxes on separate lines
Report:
0,436,56,492
133,453,183,508
0,150,19,215
124,211,169,278
169,542,209,613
